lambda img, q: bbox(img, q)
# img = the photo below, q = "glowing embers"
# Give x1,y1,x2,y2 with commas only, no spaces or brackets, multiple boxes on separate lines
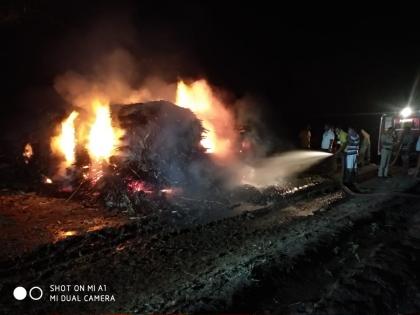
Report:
55,230,78,241
22,143,34,164
127,179,153,194
42,175,53,184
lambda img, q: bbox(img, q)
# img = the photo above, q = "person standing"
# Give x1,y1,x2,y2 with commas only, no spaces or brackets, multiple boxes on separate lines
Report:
400,126,414,174
343,127,360,190
358,129,371,166
335,127,348,176
378,127,395,178
414,135,420,178
299,125,311,149
321,124,335,152
335,127,348,152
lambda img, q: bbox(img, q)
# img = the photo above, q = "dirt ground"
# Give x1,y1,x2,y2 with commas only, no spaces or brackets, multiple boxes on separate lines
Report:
0,169,420,315
0,190,127,259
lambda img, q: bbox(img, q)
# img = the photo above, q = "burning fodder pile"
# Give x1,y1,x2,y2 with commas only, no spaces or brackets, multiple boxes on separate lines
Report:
101,101,225,212
47,100,228,215
36,78,242,219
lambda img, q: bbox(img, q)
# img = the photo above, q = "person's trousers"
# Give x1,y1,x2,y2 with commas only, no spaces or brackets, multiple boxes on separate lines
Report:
340,153,346,184
378,148,391,177
401,151,410,171
359,141,371,166
346,153,357,170
343,153,357,184
415,152,420,177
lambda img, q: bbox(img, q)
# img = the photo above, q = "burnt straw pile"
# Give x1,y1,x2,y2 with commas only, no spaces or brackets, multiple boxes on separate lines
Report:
95,101,226,213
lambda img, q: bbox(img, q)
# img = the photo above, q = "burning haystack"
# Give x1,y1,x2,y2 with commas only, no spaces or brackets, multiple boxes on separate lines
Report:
21,79,238,213
98,101,225,211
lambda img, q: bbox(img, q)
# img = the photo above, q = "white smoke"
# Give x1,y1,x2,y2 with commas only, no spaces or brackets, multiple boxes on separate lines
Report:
54,49,177,111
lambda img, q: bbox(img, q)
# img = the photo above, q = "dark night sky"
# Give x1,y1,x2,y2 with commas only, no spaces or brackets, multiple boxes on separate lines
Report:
1,1,419,146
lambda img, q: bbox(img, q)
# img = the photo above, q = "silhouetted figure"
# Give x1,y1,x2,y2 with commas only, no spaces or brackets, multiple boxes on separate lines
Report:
321,124,335,152
343,127,360,191
359,129,371,166
378,127,395,178
299,125,311,149
400,126,414,174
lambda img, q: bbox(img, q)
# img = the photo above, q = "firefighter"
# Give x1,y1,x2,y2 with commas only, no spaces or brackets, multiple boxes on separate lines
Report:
343,127,360,190
378,127,395,178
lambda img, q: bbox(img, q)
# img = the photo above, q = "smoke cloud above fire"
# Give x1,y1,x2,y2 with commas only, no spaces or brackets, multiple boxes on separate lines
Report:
54,49,178,111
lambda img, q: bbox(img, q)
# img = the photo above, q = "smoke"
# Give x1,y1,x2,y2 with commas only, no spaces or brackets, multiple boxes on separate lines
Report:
54,49,177,111
49,7,293,190
234,95,277,158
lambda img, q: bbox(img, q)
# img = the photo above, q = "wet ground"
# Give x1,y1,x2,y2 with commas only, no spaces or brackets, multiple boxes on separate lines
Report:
0,168,420,315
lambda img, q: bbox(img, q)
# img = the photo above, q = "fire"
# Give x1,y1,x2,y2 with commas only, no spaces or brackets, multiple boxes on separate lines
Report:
22,143,33,163
50,101,122,182
176,80,236,159
51,111,78,167
87,101,121,162
127,179,153,194
48,77,237,186
160,187,182,197
41,174,53,184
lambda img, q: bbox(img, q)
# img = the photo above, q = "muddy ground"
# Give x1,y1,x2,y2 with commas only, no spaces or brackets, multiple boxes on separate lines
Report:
0,170,420,315
0,190,127,259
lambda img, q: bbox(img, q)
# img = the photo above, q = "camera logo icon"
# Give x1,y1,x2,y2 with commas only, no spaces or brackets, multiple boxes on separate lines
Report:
13,286,43,301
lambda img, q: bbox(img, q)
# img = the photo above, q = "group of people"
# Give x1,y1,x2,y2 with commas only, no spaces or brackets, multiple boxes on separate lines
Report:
300,125,369,160
299,123,420,191
299,124,370,190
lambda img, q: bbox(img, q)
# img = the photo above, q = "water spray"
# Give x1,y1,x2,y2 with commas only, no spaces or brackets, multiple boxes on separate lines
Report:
235,150,333,187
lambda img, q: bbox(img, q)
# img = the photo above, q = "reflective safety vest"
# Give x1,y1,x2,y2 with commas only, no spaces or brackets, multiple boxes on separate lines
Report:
345,133,360,155
337,131,347,146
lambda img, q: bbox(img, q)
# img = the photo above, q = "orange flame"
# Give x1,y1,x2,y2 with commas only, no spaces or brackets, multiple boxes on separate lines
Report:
51,111,78,168
86,101,122,162
175,80,236,159
22,143,33,163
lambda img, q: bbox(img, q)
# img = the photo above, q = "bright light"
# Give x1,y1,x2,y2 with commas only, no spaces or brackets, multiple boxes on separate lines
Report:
51,111,78,166
87,101,120,161
175,80,236,159
400,106,413,118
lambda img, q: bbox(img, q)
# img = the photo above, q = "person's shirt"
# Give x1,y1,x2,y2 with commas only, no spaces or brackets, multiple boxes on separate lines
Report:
299,129,311,148
361,129,371,144
401,132,414,152
345,132,360,154
381,132,394,150
321,129,335,150
337,130,348,146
